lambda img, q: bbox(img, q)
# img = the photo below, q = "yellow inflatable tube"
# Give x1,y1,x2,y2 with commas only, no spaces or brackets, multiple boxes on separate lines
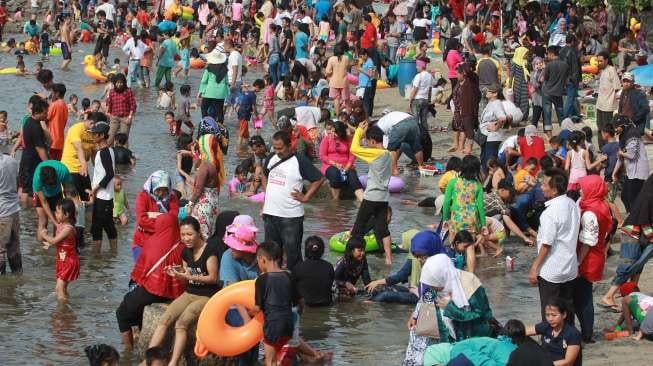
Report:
82,55,108,82
195,280,264,358
0,67,18,75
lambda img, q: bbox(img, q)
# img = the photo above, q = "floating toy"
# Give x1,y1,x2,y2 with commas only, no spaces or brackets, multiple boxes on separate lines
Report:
24,40,38,54
359,175,405,193
181,6,194,21
431,36,442,54
158,20,177,34
328,231,400,253
346,73,358,85
82,54,108,82
581,65,598,74
49,47,62,56
190,58,206,69
80,29,92,43
248,192,265,202
195,280,264,357
0,67,18,75
376,79,390,89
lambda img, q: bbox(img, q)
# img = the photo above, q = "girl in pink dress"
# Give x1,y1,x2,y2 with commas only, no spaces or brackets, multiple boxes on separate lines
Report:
41,199,79,301
565,132,592,190
262,75,276,128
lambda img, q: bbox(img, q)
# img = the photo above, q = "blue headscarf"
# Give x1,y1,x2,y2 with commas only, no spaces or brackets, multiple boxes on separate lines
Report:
410,230,444,256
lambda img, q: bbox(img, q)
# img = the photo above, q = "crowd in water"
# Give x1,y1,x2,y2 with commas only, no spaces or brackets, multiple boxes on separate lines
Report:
2,0,653,365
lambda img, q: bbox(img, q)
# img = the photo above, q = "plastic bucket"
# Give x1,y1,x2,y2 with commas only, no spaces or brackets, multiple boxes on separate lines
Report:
397,59,417,97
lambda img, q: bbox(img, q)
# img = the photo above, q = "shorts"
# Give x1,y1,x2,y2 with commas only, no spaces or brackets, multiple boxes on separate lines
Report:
387,117,422,152
238,118,250,139
33,192,63,211
91,198,117,241
93,35,111,58
61,42,71,60
329,86,350,101
49,148,62,160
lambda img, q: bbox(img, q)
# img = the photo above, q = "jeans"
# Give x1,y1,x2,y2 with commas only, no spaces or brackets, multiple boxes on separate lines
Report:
140,66,150,86
563,84,579,119
226,81,243,106
612,236,653,285
542,94,564,131
387,45,398,63
280,60,289,78
226,309,260,365
263,214,304,270
480,141,501,172
127,59,141,87
411,98,430,131
573,277,595,341
268,55,281,87
362,85,374,118
154,65,172,88
621,178,644,213
370,285,418,304
511,186,545,231
201,97,225,123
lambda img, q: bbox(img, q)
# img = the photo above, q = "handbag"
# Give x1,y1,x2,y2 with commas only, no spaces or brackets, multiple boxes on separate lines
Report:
473,128,487,146
415,302,440,339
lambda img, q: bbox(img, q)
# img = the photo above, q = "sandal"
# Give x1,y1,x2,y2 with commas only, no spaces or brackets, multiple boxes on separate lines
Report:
597,302,621,313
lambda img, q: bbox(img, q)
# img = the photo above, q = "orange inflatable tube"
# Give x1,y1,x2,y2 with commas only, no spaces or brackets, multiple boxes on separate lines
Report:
190,58,206,69
194,280,264,358
581,65,598,74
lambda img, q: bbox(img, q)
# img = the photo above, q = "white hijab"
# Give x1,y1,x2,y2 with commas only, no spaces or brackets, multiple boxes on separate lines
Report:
420,254,469,308
524,124,537,146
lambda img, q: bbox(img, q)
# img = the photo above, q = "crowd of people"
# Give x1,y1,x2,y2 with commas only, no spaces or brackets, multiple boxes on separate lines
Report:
2,0,653,365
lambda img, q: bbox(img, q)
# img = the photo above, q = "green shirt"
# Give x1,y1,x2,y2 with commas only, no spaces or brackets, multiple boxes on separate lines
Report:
32,160,72,198
198,69,230,99
113,189,126,217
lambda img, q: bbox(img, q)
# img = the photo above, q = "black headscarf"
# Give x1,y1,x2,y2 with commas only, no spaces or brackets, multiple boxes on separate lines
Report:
207,62,228,84
624,174,653,226
207,210,240,260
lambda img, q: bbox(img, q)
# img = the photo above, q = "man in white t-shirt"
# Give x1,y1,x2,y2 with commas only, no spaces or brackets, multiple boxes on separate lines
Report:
528,169,580,321
376,111,424,175
225,39,242,107
262,131,324,269
408,59,433,132
95,0,115,22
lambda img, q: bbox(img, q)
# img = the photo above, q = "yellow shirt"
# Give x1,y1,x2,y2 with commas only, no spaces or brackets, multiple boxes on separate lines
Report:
514,169,532,193
438,170,458,193
61,122,95,174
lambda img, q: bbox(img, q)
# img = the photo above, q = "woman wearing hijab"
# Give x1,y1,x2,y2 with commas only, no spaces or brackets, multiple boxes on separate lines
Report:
450,63,481,154
198,47,230,124
517,125,546,170
207,210,240,261
509,47,530,122
443,38,463,108
117,213,185,348
613,116,649,213
188,134,224,239
133,170,179,261
573,175,612,343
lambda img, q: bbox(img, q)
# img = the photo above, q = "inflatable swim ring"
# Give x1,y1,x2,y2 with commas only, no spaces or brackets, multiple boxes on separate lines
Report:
346,73,358,85
376,79,390,89
581,65,598,74
49,47,62,56
82,54,108,82
0,67,18,75
195,280,264,358
329,231,401,253
190,58,206,69
80,29,92,43
248,192,265,202
158,20,177,34
359,175,405,193
181,6,194,21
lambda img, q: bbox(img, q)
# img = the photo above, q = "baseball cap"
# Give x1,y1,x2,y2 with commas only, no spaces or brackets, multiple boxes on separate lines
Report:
277,116,292,130
87,121,110,134
248,135,265,147
622,72,634,81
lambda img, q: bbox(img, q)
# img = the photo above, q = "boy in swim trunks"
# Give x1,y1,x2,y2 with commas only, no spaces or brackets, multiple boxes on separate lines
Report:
59,14,73,70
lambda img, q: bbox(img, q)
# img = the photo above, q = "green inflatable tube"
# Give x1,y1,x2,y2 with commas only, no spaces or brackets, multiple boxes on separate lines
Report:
329,231,400,253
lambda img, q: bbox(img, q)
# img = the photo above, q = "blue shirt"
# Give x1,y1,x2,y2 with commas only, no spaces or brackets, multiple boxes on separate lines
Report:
219,249,258,286
601,141,619,179
315,0,332,23
24,22,40,37
158,38,178,68
237,91,257,120
180,48,190,69
294,31,309,60
358,58,375,88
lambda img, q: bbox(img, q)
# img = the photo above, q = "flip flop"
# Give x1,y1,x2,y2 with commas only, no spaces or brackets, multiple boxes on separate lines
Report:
597,302,621,313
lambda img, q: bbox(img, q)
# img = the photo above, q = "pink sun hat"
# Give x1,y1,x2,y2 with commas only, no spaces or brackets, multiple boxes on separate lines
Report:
224,225,259,253
226,214,259,234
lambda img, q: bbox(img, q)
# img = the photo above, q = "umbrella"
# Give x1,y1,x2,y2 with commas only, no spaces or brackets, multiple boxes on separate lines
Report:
632,65,653,87
393,1,409,16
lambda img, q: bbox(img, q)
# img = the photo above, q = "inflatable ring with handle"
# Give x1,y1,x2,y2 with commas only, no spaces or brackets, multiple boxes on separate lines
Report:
195,280,264,358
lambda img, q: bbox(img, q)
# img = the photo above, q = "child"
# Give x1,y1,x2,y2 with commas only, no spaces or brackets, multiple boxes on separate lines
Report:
80,98,91,118
292,236,335,306
514,157,539,194
157,81,176,111
140,31,154,87
87,121,117,252
228,164,252,198
84,344,120,366
451,229,477,272
64,186,87,250
349,120,394,264
438,156,462,194
600,124,620,201
174,36,190,79
67,94,79,117
476,216,506,257
145,346,170,366
549,135,566,166
565,131,591,190
334,238,371,299
237,79,264,147
32,61,43,75
164,111,177,136
431,76,448,105
0,110,18,154
15,54,26,75
318,16,330,43
113,176,129,225
175,133,197,199
176,84,194,135
40,23,50,61
40,199,79,301
110,57,121,74
530,56,545,127
262,76,276,129
253,241,303,366
113,133,135,166
526,299,582,366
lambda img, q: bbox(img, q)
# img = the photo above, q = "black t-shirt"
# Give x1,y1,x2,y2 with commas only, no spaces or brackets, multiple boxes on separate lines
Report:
292,259,334,306
282,28,294,58
181,242,221,296
113,146,133,165
507,338,554,366
255,271,300,323
535,322,582,366
20,117,46,170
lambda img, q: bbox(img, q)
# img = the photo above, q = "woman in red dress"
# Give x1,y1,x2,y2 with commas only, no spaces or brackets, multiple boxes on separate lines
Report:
41,199,80,302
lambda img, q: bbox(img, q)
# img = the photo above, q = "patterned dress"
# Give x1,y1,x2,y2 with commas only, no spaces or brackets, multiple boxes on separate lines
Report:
510,62,530,122
403,288,452,366
191,187,220,238
442,177,486,235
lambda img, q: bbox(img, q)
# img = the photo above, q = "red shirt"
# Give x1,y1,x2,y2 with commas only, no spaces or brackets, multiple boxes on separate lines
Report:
361,23,377,49
449,0,464,21
137,9,149,27
106,88,137,117
133,191,179,248
47,99,69,150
